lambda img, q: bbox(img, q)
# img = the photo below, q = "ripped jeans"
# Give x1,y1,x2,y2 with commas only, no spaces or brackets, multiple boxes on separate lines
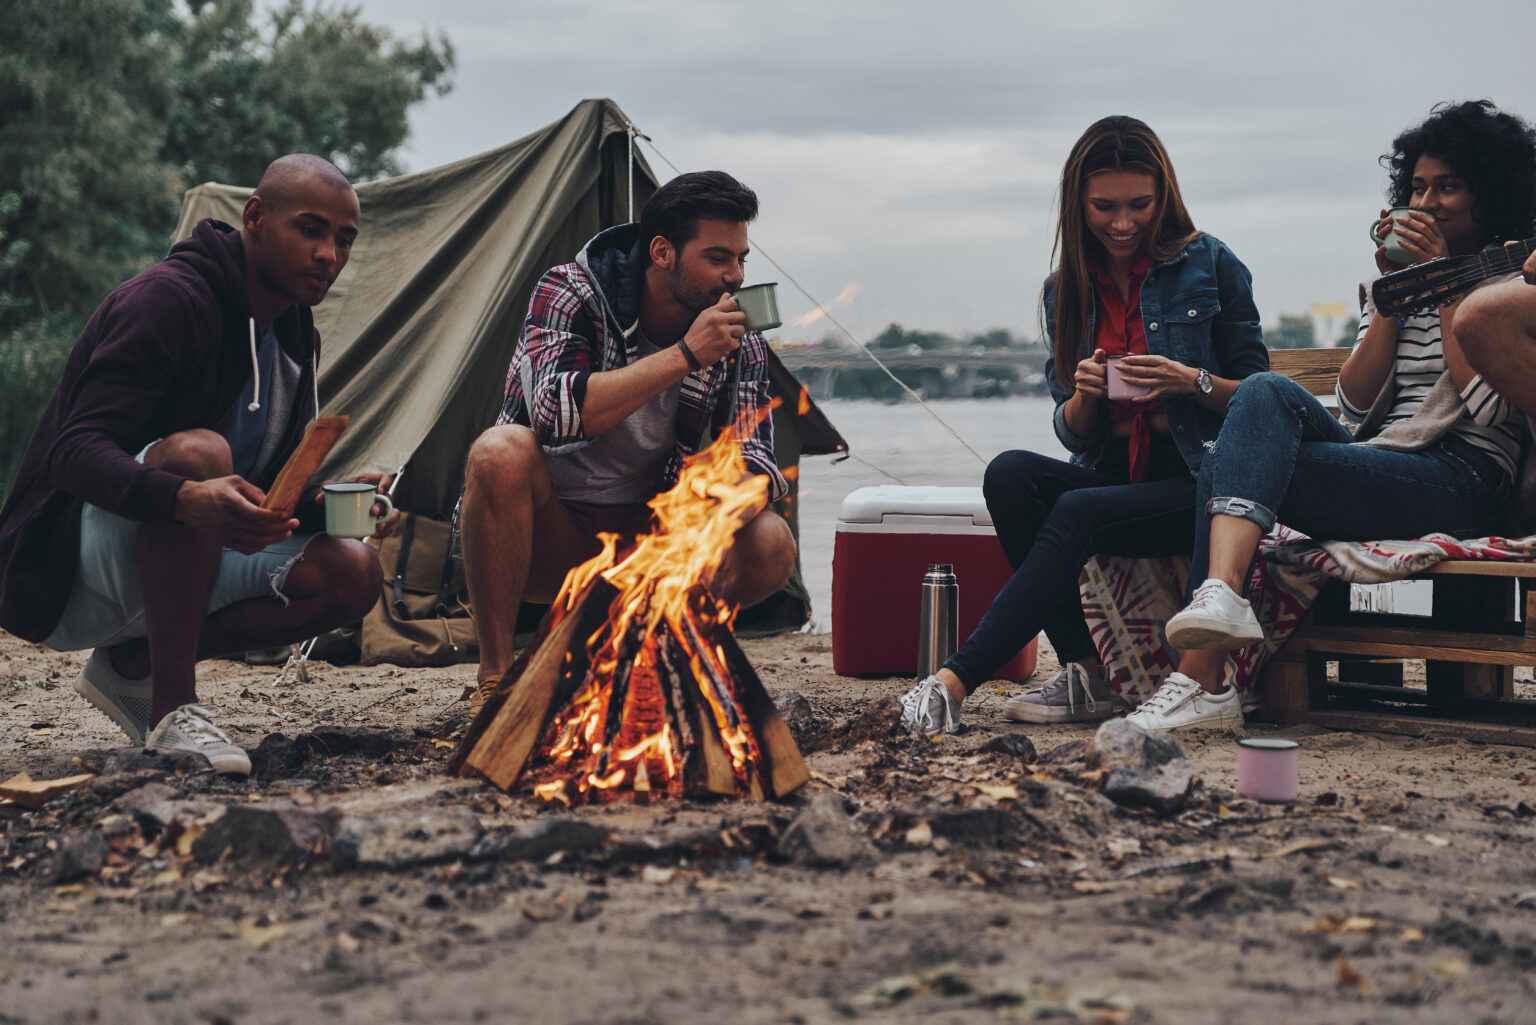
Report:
1189,372,1510,591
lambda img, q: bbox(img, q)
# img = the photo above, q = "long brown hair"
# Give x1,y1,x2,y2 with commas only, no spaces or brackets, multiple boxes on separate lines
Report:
1048,116,1201,388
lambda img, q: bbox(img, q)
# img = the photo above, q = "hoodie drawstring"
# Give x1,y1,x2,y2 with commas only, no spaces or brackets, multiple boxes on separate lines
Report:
246,318,261,412
248,317,320,418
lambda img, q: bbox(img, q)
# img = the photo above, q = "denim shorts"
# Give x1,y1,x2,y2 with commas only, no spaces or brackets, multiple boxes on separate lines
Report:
42,444,318,652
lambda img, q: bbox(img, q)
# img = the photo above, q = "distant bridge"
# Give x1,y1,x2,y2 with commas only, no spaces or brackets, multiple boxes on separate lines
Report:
775,348,1050,401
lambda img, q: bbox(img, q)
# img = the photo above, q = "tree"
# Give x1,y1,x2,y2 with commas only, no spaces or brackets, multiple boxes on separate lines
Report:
1267,313,1316,350
0,0,454,499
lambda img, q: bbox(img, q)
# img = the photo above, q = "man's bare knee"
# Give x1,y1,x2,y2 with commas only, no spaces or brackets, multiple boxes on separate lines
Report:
145,429,232,479
733,509,796,593
285,538,381,618
464,425,546,500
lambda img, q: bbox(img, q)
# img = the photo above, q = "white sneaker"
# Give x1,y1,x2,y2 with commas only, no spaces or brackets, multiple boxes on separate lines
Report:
1126,673,1244,732
145,704,252,775
1003,664,1127,724
1166,579,1265,650
74,648,154,745
898,675,962,738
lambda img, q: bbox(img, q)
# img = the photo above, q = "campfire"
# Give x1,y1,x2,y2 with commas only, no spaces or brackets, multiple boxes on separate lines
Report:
450,416,809,804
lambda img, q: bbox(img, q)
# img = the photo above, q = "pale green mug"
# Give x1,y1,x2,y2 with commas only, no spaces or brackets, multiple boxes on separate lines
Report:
732,283,781,332
1369,207,1419,265
322,481,393,538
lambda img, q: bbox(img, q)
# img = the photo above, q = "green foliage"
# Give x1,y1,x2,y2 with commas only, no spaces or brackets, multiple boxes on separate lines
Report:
870,323,952,352
0,0,454,504
0,313,75,496
167,0,454,186
1267,313,1316,350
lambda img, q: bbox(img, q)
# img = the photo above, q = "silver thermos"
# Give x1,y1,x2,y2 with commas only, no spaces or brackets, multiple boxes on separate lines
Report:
917,563,958,678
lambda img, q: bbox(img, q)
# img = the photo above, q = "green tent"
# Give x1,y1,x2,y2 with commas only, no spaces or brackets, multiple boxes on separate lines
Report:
172,98,845,632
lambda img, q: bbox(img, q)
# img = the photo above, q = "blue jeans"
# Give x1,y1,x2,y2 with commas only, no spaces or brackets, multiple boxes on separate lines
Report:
942,436,1196,693
1189,372,1510,591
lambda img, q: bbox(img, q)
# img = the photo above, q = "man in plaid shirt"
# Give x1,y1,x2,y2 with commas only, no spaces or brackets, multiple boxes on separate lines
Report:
457,171,795,709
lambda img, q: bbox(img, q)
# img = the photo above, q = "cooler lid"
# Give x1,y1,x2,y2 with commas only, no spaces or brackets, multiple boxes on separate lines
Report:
837,485,993,526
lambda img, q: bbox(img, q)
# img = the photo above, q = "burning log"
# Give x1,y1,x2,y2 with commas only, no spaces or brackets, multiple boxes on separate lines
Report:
451,414,809,804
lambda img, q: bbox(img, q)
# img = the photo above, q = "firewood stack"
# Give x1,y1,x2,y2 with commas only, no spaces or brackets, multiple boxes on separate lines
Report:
449,575,808,803
449,419,809,805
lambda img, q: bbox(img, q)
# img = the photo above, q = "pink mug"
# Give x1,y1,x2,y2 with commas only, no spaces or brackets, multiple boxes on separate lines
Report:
1105,355,1152,400
1237,737,1299,803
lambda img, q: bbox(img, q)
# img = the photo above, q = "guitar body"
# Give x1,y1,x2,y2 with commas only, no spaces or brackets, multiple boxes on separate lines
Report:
1373,238,1535,317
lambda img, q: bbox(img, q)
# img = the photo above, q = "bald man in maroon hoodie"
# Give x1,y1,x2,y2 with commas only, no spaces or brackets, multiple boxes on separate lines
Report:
0,155,389,774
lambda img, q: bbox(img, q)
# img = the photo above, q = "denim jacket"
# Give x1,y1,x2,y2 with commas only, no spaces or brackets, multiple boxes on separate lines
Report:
1041,233,1268,475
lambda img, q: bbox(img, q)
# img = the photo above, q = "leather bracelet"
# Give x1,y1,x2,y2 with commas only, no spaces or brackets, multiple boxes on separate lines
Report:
676,338,703,372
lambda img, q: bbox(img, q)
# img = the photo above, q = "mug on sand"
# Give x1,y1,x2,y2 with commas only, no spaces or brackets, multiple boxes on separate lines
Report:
732,283,782,332
1105,355,1152,400
322,481,393,539
1369,207,1422,266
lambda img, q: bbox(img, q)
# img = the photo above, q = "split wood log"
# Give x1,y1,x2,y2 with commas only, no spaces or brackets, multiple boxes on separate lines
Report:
458,578,617,789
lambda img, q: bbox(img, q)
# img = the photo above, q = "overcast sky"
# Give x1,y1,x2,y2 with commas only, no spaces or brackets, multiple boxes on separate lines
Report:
348,0,1536,343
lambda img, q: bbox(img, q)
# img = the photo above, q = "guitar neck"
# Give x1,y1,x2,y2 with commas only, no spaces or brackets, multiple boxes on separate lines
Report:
1480,237,1536,277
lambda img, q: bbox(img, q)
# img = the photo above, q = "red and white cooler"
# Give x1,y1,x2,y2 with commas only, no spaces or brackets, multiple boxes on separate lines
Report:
832,485,1038,681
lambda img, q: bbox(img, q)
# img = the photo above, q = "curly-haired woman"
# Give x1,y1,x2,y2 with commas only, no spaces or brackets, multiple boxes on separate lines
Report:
1146,100,1536,731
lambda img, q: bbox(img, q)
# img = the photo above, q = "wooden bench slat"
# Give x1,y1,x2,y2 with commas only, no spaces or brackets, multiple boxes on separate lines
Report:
1266,347,1351,395
1418,561,1536,577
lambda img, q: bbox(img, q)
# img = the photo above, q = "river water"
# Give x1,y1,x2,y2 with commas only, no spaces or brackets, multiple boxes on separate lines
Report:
795,396,1067,632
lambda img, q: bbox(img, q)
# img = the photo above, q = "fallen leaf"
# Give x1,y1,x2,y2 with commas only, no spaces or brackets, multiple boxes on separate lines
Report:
1104,837,1142,863
336,931,361,953
27,728,51,738
176,825,203,858
905,821,933,846
239,920,288,950
0,771,95,809
289,791,316,806
150,868,182,888
1303,916,1343,934
1430,958,1468,979
1265,838,1337,859
1335,954,1374,993
694,878,732,893
1420,833,1451,848
641,866,676,884
191,871,227,893
431,739,454,750
971,783,1019,801
1323,871,1359,890
1340,916,1376,933
51,883,87,897
160,913,195,927
1398,927,1425,943
1078,768,1108,784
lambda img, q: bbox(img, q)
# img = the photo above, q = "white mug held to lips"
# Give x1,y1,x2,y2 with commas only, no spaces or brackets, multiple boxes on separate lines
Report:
1104,355,1153,400
322,481,393,539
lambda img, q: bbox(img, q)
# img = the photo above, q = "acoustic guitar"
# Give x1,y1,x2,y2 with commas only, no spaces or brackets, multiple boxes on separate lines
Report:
1372,238,1535,317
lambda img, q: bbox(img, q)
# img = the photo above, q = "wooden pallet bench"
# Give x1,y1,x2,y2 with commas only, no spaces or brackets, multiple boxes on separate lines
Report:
1258,348,1536,746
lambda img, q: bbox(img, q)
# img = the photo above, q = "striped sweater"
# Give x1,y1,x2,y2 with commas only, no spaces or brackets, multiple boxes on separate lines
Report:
1338,308,1525,480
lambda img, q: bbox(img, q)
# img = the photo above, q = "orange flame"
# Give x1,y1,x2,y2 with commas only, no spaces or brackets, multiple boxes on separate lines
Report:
528,409,775,803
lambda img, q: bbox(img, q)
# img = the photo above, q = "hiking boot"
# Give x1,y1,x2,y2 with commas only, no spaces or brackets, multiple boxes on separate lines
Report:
898,675,962,738
1003,663,1127,724
466,673,505,719
1125,673,1244,732
145,704,251,776
1166,579,1265,650
73,648,154,745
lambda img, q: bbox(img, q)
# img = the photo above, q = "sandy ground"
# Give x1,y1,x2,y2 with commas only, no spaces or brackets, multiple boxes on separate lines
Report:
3,628,1536,1025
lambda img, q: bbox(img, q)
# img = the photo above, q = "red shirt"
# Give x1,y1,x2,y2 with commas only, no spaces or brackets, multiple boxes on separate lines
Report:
1089,255,1162,481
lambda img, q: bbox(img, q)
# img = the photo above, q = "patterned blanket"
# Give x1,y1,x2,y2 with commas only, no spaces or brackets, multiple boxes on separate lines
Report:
1079,529,1536,702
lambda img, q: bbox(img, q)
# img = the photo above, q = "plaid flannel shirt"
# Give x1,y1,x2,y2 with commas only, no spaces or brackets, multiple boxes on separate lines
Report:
495,255,787,503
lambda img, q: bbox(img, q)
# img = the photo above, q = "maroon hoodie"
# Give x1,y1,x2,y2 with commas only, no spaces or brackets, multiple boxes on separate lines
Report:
0,219,321,642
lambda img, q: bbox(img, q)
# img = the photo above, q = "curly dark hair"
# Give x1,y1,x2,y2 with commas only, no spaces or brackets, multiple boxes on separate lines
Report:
1382,100,1536,244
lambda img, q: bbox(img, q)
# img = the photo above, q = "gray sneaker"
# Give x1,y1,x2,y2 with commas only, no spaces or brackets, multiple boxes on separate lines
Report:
73,648,154,745
145,704,251,776
898,675,963,738
1003,663,1127,724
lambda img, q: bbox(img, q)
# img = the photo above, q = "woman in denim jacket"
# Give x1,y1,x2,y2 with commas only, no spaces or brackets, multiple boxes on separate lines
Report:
900,116,1268,737
1150,101,1536,732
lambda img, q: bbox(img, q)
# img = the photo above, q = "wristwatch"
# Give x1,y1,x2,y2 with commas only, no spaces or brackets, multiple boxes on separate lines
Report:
1195,368,1213,395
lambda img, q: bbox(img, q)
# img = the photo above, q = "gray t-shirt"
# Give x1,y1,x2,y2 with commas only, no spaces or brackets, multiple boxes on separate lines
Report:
546,324,682,504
